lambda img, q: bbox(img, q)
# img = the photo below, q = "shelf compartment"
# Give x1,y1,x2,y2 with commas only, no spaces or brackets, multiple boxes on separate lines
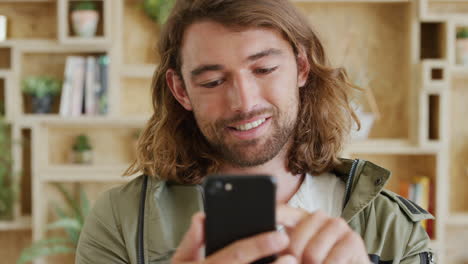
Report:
449,77,468,214
0,1,56,40
421,60,449,88
20,129,32,217
0,47,11,70
294,2,412,139
0,77,4,115
58,0,111,45
44,125,142,167
421,22,447,60
121,77,153,117
20,52,107,115
350,153,438,239
123,0,161,65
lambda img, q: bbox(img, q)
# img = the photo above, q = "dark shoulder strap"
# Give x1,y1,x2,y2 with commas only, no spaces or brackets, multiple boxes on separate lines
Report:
138,175,149,264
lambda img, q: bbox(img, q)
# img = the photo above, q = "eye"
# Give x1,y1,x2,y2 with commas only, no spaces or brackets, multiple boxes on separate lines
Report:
254,66,278,75
201,79,225,88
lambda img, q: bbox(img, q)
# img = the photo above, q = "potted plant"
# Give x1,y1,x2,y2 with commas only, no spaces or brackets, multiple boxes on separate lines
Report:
456,27,468,66
142,0,176,24
22,76,61,114
70,0,99,38
71,134,93,164
0,118,15,221
17,184,90,264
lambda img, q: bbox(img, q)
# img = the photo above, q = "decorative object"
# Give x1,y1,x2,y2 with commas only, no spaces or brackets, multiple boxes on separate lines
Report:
349,70,381,140
71,134,93,164
0,118,16,221
456,27,468,66
17,184,90,264
0,15,6,42
71,1,99,38
142,0,175,24
22,76,61,114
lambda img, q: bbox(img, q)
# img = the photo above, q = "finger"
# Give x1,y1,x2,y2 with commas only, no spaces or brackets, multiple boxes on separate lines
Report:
301,218,349,264
286,211,328,258
273,254,297,264
276,205,308,228
172,212,205,262
324,231,369,264
206,231,289,264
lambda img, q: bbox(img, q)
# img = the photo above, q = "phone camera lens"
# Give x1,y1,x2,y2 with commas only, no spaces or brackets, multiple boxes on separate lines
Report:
207,180,223,195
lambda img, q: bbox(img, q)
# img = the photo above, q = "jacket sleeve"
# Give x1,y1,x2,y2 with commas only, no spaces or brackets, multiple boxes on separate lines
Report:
75,189,130,264
399,221,435,264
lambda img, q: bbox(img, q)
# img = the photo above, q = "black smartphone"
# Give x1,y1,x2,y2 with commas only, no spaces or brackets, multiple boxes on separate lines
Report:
203,175,277,264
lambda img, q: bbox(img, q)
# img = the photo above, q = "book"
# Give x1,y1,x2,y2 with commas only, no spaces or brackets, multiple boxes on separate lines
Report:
85,56,97,115
59,56,74,117
70,56,86,117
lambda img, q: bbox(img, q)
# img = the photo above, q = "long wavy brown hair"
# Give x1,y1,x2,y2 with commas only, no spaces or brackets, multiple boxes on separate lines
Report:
124,0,360,184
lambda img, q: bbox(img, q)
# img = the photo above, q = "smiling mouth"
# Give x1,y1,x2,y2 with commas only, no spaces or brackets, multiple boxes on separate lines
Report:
230,118,268,131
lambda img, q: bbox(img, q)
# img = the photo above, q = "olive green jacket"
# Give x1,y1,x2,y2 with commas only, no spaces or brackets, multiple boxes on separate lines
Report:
76,159,435,264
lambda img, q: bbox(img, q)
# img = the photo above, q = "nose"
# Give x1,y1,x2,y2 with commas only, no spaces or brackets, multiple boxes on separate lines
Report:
227,72,259,113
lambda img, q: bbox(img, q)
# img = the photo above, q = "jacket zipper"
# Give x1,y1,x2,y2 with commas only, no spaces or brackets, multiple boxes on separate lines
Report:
343,159,359,210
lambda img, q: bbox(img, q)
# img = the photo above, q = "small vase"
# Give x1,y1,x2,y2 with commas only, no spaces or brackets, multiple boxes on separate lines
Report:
71,10,99,38
71,150,93,164
31,95,54,114
456,38,468,66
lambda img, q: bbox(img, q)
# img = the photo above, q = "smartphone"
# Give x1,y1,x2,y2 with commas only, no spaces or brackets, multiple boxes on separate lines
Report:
203,175,277,264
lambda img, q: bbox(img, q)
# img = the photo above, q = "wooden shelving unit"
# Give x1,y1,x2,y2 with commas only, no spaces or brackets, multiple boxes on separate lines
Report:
0,0,467,263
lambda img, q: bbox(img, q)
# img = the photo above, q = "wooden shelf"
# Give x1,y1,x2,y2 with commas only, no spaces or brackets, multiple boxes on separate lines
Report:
17,115,148,127
0,216,31,231
39,165,137,182
447,213,468,225
121,64,157,78
293,0,409,2
346,139,440,154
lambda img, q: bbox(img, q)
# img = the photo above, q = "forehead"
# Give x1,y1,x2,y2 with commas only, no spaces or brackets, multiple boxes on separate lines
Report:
180,21,293,70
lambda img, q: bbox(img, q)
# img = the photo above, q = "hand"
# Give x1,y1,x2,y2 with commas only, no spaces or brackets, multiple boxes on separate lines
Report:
277,205,370,264
172,212,298,264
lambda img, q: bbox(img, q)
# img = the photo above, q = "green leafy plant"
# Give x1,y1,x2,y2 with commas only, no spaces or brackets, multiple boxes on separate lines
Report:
22,76,61,99
72,1,97,11
457,27,468,39
17,184,90,264
142,0,175,24
0,117,16,220
72,134,92,153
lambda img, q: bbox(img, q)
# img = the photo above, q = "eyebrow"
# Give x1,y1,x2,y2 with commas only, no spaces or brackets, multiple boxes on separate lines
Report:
190,48,283,78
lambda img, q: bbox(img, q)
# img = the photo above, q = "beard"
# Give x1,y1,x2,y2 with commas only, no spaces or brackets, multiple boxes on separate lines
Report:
194,106,298,168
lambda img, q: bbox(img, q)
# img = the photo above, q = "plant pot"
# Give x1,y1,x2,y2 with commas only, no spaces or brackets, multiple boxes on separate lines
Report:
71,150,93,164
71,10,99,38
456,38,468,66
31,95,54,114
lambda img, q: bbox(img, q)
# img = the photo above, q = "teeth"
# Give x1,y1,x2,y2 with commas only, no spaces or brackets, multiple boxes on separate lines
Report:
234,118,266,131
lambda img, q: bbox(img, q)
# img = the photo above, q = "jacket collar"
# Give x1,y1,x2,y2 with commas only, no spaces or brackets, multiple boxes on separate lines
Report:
335,159,391,222
157,158,391,223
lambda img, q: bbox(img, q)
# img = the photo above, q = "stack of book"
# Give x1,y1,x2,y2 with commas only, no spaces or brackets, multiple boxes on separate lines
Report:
399,176,435,238
59,55,109,117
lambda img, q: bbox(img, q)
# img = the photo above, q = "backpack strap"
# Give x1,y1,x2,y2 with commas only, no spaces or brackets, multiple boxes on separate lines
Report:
138,175,149,264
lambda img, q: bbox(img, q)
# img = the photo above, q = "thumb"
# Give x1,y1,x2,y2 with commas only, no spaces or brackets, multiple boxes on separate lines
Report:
172,212,206,262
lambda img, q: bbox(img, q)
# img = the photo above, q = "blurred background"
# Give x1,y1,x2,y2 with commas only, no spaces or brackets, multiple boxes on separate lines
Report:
0,0,467,263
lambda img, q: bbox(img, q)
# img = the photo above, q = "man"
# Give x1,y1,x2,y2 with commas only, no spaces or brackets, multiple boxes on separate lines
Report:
76,0,434,263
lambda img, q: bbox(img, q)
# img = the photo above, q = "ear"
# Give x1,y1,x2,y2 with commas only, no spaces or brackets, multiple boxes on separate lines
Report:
166,69,193,111
296,47,310,88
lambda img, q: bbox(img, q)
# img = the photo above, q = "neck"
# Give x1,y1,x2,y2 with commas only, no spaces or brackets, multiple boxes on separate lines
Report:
218,146,304,204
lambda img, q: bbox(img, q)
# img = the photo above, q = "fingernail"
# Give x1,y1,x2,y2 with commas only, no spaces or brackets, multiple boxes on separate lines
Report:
282,255,297,264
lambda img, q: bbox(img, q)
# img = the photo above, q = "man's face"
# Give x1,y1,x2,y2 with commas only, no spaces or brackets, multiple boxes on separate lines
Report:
169,21,308,167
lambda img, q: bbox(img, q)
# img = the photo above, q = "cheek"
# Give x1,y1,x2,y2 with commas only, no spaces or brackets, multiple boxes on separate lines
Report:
191,93,226,123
